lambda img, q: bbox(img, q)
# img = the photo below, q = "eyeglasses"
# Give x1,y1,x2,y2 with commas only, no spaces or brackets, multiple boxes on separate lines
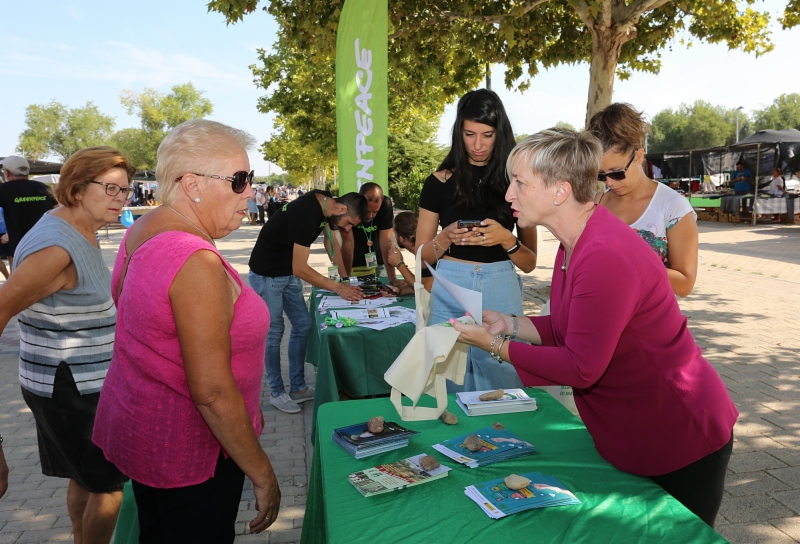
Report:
598,149,638,182
88,181,134,199
175,171,254,194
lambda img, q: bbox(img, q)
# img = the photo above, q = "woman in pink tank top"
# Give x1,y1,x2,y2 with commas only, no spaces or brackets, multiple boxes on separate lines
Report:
93,120,280,544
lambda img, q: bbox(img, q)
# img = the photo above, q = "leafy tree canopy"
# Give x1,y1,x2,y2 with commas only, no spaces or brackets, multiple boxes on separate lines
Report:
17,101,115,161
650,100,750,152
752,93,800,132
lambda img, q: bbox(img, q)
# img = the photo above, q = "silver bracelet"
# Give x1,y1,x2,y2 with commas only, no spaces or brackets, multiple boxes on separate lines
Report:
509,314,518,339
494,335,510,363
432,235,447,260
489,335,502,359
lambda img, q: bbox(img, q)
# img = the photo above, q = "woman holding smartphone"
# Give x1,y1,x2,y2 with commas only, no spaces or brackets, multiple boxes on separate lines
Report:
416,89,537,392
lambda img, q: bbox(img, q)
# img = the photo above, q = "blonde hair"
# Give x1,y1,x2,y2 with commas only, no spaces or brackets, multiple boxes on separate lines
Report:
507,128,602,204
155,119,256,206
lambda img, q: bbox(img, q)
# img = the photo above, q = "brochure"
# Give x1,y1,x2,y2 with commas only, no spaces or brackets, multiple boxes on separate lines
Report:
348,454,451,497
456,389,538,417
465,472,580,519
332,421,419,459
432,426,536,468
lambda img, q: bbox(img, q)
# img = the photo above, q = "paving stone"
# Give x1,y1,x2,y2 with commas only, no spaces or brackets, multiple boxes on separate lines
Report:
729,451,789,473
725,472,792,496
719,494,796,523
718,521,798,543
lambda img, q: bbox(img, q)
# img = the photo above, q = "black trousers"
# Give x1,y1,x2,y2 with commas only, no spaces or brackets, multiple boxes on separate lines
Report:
650,431,734,527
132,452,246,544
257,205,265,223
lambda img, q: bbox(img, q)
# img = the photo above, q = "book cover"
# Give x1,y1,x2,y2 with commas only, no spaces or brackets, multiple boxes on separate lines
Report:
348,454,451,497
457,389,536,406
466,472,580,519
439,426,535,463
334,421,418,448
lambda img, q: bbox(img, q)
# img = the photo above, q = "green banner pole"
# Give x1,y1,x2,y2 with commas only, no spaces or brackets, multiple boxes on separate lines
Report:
335,0,388,195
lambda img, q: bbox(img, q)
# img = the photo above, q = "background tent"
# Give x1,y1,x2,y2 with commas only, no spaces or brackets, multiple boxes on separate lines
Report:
0,157,63,177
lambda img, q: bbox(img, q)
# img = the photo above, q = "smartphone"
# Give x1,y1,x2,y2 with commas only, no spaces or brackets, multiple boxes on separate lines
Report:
457,219,483,228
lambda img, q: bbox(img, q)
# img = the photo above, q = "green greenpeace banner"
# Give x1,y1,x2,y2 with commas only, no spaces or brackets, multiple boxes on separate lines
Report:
336,0,388,195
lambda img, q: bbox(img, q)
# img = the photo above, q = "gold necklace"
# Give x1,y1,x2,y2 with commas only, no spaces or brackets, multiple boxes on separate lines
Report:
166,205,216,247
561,206,595,272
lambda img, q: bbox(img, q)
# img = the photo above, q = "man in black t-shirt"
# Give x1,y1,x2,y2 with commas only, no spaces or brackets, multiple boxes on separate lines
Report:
0,156,58,269
340,183,398,283
248,190,368,413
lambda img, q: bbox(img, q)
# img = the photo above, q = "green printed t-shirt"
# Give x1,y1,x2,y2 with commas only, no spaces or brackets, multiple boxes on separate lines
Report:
0,179,58,246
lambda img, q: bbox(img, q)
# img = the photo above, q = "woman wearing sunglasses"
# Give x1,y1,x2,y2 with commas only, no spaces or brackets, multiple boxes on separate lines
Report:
452,128,736,528
93,120,280,543
588,103,698,297
0,147,134,543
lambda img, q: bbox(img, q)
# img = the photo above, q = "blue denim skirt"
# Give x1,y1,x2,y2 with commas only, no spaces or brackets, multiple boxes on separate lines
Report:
428,259,525,392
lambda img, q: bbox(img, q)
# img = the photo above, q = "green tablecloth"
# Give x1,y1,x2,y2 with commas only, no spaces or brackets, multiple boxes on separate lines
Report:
300,390,726,544
305,288,416,436
689,196,722,208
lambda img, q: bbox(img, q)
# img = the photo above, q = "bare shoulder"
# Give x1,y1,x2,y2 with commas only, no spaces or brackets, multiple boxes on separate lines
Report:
433,169,452,183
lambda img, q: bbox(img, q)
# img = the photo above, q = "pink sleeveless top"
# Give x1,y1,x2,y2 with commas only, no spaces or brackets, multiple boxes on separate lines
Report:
93,231,268,488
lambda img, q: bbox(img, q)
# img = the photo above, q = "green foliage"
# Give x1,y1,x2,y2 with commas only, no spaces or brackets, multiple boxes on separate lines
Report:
650,101,750,152
209,0,778,133
17,101,115,161
387,117,446,211
752,93,800,131
118,82,213,169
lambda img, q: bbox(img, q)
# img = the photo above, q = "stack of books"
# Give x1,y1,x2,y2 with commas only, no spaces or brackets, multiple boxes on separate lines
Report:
348,454,452,497
332,421,419,459
456,389,538,417
432,426,536,468
465,472,580,518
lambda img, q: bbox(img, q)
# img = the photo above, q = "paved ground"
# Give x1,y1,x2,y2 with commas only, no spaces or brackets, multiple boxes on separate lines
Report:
0,218,798,543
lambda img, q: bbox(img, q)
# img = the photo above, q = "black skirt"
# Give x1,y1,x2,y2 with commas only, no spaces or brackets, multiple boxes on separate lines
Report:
21,362,128,493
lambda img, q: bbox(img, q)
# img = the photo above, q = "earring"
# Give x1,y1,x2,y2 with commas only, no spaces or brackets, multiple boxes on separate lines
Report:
194,198,201,203
553,201,559,206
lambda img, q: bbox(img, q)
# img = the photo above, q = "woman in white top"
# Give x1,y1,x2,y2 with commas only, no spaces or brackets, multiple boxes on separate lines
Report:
588,103,698,297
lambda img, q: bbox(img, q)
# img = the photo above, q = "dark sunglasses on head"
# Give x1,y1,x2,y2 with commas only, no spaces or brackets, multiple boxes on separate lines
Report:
175,171,255,194
598,149,638,182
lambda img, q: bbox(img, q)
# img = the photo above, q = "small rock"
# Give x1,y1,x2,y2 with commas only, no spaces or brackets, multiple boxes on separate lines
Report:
440,410,458,425
479,389,505,401
492,422,505,430
367,416,385,434
462,434,482,452
504,474,531,490
419,455,440,472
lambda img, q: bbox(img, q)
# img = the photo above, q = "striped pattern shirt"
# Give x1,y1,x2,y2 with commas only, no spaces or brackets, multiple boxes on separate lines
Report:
13,212,115,397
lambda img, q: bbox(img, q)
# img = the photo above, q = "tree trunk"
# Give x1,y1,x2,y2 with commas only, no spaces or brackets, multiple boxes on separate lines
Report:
584,25,633,127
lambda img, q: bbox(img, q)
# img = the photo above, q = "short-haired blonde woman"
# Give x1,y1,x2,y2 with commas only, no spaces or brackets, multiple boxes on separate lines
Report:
587,103,698,296
453,128,737,527
0,146,134,543
93,120,280,543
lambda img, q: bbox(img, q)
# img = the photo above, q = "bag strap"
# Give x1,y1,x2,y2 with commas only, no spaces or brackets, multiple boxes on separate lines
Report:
415,243,425,283
390,373,448,421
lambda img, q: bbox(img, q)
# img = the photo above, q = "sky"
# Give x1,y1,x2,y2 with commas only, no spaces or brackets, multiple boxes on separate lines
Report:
2,0,799,175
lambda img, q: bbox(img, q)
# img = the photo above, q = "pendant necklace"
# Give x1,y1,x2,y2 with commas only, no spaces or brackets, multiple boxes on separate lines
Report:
561,207,595,272
166,206,216,247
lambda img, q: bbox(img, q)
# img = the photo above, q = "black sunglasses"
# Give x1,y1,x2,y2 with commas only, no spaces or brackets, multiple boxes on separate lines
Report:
175,171,255,194
598,150,638,182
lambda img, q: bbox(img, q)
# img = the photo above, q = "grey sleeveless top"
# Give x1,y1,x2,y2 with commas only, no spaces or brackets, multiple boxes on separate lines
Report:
14,212,116,397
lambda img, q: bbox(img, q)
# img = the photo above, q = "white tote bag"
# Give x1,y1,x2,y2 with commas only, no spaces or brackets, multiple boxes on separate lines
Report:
414,245,431,331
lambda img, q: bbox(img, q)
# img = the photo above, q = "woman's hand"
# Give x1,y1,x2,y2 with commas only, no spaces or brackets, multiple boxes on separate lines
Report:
482,310,511,336
387,247,404,267
442,221,478,247
450,316,494,352
250,473,281,534
461,219,515,248
339,284,364,301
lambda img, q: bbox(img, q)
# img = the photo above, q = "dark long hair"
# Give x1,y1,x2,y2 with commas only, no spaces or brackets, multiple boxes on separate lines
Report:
438,89,516,226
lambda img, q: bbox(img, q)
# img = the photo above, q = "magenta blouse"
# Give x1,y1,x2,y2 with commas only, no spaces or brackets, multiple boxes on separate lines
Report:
93,231,268,488
508,206,737,476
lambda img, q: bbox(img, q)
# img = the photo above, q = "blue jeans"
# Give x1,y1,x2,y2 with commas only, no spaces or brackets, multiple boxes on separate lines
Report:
428,259,525,393
248,273,311,396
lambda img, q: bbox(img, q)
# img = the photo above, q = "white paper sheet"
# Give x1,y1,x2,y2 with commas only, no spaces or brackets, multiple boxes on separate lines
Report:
424,261,483,325
328,308,391,320
318,296,394,309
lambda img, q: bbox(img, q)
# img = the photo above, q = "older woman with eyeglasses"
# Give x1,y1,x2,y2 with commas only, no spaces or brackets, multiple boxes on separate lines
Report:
452,128,737,528
93,120,280,543
587,103,699,297
0,147,134,543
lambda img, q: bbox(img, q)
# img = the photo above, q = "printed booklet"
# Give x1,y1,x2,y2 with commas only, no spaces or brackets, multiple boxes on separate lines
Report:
332,421,419,459
465,472,580,519
432,426,536,468
348,454,451,497
456,389,538,417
